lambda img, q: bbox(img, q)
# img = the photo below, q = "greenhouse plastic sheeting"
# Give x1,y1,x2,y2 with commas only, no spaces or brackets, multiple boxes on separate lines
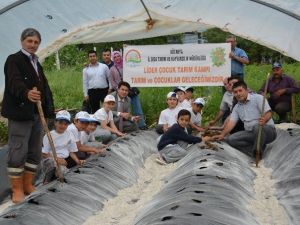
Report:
1,128,300,224
1,0,300,93
0,146,10,203
263,127,300,225
134,128,300,225
0,130,158,225
134,142,260,225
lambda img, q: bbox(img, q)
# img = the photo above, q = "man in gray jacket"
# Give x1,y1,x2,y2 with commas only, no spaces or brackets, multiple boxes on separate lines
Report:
110,81,139,132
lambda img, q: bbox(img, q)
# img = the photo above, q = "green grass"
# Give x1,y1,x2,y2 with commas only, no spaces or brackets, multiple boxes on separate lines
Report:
245,62,300,91
0,121,8,145
46,63,300,126
46,69,83,110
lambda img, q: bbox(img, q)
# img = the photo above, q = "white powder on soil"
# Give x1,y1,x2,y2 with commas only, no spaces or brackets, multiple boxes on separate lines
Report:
248,161,290,225
83,154,176,225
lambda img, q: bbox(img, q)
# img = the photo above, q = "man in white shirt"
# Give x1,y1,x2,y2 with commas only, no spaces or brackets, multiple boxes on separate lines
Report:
156,92,182,134
83,50,111,113
213,81,276,157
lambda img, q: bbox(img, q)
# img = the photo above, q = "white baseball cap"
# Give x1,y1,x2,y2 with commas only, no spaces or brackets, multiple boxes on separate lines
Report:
89,114,99,124
104,94,116,103
185,86,194,92
166,92,177,99
55,110,71,123
75,111,90,122
174,86,186,93
193,98,205,106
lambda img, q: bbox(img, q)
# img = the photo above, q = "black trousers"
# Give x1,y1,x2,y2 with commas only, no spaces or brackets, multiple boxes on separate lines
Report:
269,101,291,121
88,87,109,113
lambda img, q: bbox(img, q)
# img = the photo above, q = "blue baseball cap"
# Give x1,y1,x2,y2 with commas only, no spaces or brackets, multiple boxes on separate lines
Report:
89,114,100,124
75,111,90,122
55,110,71,123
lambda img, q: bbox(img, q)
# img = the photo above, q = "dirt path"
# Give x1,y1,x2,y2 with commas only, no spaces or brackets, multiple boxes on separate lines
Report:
83,156,291,225
248,162,290,225
83,154,176,225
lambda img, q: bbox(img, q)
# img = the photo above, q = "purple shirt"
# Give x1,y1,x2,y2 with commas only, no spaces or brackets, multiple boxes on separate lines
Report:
259,74,299,104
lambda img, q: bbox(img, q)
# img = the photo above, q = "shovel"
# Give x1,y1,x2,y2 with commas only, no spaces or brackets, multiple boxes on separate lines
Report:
33,87,64,183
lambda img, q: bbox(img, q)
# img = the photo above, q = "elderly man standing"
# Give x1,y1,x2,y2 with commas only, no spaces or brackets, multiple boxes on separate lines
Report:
226,35,249,80
83,50,110,113
213,81,276,158
259,62,300,123
1,28,54,203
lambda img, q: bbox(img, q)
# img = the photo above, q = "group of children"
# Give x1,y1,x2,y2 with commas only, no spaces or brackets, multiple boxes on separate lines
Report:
42,94,124,179
43,85,209,175
155,86,211,164
156,86,206,134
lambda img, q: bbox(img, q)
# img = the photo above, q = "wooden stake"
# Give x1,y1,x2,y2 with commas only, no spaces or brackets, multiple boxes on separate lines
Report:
256,73,271,167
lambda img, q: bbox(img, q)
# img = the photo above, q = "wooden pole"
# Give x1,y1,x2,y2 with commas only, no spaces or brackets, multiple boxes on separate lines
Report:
256,73,271,167
34,88,64,182
55,51,61,70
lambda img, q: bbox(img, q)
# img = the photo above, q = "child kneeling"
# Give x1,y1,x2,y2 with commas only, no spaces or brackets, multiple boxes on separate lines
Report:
42,110,84,181
94,94,125,143
81,114,106,149
157,109,210,164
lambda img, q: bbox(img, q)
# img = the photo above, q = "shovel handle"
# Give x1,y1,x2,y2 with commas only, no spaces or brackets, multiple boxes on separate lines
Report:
255,73,270,167
33,87,64,183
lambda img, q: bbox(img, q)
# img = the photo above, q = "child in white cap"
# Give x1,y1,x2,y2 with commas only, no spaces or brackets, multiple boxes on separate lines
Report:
174,86,191,109
94,94,125,144
67,111,106,159
42,110,84,181
156,92,182,134
188,98,206,133
184,86,194,103
80,114,106,148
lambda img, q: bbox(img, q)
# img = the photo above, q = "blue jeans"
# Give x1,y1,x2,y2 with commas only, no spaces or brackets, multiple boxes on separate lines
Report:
231,73,244,80
130,95,146,127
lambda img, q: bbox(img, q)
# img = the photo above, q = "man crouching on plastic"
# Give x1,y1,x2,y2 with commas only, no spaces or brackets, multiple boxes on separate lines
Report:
212,81,277,158
156,109,211,164
42,110,84,183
